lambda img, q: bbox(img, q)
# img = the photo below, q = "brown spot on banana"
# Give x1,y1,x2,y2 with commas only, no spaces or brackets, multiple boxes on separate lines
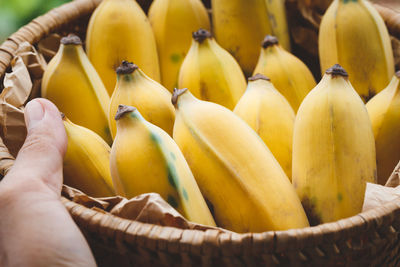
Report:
204,197,215,220
301,197,322,226
361,87,376,103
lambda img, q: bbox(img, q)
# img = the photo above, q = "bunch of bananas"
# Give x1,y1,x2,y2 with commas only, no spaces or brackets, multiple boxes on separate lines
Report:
40,0,397,232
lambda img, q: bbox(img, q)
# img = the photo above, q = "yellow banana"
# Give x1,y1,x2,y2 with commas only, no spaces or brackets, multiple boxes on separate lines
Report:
234,74,295,179
63,115,115,197
319,0,394,102
86,0,160,96
108,61,175,139
110,105,216,226
292,64,377,225
178,29,246,110
211,0,272,76
253,35,316,112
41,34,112,144
148,0,210,92
172,88,309,233
366,72,400,185
265,0,291,51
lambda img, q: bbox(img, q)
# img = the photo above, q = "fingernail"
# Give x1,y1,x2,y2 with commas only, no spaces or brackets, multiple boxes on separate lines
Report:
25,99,44,130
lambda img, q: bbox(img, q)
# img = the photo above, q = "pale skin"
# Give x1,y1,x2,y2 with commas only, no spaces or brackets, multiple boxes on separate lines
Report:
0,98,96,266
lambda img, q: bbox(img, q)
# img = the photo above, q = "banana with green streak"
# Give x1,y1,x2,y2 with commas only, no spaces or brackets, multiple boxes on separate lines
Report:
110,105,216,226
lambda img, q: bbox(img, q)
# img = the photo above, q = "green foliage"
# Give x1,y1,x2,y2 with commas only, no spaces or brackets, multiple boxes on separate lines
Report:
0,0,70,42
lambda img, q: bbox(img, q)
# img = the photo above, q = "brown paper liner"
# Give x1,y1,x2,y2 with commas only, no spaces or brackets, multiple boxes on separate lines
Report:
385,160,400,187
62,185,227,232
0,42,47,156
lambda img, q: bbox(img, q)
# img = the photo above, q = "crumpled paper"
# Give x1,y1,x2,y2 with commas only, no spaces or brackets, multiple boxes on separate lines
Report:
363,183,400,211
0,57,29,157
62,185,226,231
363,161,400,211
0,42,47,157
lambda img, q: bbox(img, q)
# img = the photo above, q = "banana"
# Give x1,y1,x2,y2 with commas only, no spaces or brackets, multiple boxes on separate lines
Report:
41,34,112,144
62,114,115,197
319,0,394,102
265,0,291,51
86,0,160,96
211,0,272,76
110,105,216,226
108,61,175,139
366,72,400,185
172,88,309,233
253,35,316,112
178,29,246,110
292,64,377,225
148,0,210,92
233,74,295,179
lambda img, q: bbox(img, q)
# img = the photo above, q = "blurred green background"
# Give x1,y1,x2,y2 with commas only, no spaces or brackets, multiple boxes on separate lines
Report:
0,0,71,43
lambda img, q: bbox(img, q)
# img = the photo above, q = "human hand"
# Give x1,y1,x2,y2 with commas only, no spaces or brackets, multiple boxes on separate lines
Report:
0,98,96,266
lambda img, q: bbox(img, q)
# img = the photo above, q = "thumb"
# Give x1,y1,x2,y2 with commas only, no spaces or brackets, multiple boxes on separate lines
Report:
5,98,67,194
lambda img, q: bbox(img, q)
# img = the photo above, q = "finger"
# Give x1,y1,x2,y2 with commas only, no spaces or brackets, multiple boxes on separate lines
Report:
5,98,67,194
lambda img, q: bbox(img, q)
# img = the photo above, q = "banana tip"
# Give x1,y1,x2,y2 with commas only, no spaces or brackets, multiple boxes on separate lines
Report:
116,61,138,74
262,35,279,48
61,34,82,45
326,64,348,78
171,88,188,106
248,73,270,82
193,29,212,43
115,105,136,120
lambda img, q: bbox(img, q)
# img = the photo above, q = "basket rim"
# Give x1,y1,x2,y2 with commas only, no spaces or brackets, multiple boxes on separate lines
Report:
1,0,400,256
62,195,400,254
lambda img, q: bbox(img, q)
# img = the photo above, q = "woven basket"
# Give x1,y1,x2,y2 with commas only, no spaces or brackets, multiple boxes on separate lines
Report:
1,0,400,266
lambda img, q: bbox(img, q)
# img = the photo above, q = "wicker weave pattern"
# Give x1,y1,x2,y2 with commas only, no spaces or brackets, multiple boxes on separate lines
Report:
62,197,400,266
0,0,400,266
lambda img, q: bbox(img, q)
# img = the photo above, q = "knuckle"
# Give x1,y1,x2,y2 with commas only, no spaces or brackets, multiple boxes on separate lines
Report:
20,132,60,156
